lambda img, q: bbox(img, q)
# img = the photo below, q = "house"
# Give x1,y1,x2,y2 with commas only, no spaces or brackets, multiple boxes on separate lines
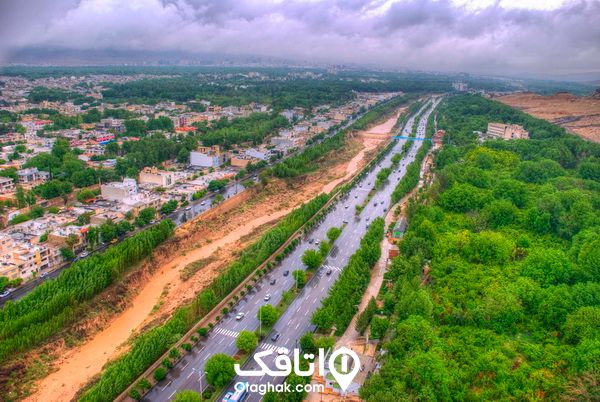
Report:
0,177,15,194
17,167,50,184
230,154,258,168
190,145,227,168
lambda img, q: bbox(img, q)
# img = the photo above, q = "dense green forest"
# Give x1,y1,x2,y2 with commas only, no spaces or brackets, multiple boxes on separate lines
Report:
198,113,288,148
360,95,600,401
79,194,330,401
0,220,175,362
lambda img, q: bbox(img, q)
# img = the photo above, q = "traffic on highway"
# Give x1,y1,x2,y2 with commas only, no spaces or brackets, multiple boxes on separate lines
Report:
142,98,439,402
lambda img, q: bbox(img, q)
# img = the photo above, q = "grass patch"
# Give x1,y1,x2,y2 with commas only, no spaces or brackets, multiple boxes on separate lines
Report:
180,256,217,281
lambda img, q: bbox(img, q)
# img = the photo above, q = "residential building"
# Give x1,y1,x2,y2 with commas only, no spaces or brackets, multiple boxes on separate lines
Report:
17,167,50,184
101,178,138,201
0,177,15,194
190,145,227,168
139,166,176,187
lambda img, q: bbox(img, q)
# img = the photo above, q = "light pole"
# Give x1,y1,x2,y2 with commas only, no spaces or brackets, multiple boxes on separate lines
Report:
199,370,203,401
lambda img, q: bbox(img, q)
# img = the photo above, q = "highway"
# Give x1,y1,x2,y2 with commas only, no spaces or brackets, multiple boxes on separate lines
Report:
143,98,439,402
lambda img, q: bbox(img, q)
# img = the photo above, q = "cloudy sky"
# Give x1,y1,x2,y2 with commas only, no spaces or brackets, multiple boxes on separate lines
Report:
0,0,598,75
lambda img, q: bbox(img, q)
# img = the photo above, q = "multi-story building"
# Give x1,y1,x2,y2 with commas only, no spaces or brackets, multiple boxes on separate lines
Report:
0,177,15,194
101,178,138,201
139,166,176,187
190,145,227,168
486,123,529,140
17,167,50,184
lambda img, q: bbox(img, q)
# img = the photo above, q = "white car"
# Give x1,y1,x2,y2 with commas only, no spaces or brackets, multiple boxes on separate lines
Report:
236,312,245,320
264,294,271,302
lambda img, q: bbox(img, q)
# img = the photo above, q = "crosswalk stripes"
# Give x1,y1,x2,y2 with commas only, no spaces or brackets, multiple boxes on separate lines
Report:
322,264,341,272
213,327,239,338
259,343,278,351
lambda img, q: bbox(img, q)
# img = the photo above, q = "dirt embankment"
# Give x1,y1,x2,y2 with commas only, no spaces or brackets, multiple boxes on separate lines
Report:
496,92,600,143
16,130,389,402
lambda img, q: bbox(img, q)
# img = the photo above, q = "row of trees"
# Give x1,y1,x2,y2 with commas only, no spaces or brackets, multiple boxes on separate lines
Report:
0,220,175,362
360,94,600,401
79,194,331,401
311,218,384,334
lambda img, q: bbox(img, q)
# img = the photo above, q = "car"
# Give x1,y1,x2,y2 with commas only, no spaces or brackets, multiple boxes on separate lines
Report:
200,201,206,206
0,290,10,298
283,270,289,276
343,220,348,224
222,392,234,402
79,251,89,258
185,206,192,211
308,238,314,244
326,268,333,276
366,217,370,221
345,205,349,209
355,195,358,198
277,347,290,355
270,278,276,285
264,294,271,301
110,238,118,244
236,312,246,320
40,272,49,278
271,332,281,342
150,220,156,224
315,240,320,245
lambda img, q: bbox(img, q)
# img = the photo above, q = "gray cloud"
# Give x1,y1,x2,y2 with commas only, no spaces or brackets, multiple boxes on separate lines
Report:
0,0,598,75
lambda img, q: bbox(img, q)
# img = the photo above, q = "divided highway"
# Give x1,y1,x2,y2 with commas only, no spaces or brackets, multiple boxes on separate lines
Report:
144,98,439,402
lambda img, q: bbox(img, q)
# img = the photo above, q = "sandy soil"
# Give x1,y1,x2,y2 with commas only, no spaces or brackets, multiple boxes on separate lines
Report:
23,134,387,402
496,92,600,143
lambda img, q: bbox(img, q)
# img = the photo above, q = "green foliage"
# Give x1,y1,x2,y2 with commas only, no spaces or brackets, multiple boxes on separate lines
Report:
355,297,377,335
0,221,175,362
301,249,323,271
312,218,384,334
292,270,307,288
160,199,178,215
207,179,228,192
236,330,258,353
205,354,236,387
173,390,202,402
258,304,279,327
78,189,324,400
326,226,342,243
153,367,167,382
361,94,600,401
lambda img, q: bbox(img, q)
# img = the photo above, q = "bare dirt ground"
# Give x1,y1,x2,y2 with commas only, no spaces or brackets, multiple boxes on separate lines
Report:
496,92,600,143
20,132,389,402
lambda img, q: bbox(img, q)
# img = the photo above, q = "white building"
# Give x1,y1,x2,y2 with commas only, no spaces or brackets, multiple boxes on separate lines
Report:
101,178,138,201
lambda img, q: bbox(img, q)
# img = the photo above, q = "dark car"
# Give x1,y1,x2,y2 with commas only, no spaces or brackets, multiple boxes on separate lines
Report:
271,332,281,342
270,278,276,285
283,270,290,276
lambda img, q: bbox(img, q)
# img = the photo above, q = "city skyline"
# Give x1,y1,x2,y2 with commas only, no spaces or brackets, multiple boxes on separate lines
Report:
1,0,599,76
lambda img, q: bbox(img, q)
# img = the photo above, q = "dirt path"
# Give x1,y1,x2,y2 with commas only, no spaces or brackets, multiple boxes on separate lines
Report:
24,136,384,402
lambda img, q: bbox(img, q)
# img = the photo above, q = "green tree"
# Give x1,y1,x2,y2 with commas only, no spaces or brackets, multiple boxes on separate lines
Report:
292,270,307,288
236,330,258,353
205,354,236,388
258,304,279,327
173,390,202,402
301,249,322,270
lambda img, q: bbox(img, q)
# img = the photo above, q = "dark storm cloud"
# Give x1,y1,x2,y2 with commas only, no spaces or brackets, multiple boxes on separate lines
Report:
0,0,598,74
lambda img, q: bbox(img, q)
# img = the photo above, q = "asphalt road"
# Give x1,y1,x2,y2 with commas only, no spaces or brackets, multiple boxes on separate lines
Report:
143,98,439,402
